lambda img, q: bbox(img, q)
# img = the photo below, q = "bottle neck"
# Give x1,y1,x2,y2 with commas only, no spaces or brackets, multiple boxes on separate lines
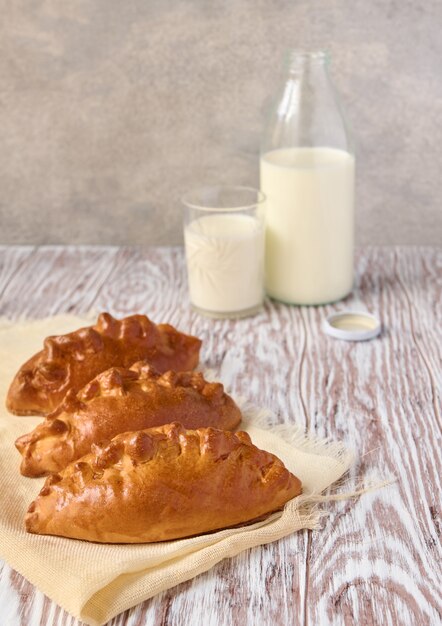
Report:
261,49,352,154
285,50,329,76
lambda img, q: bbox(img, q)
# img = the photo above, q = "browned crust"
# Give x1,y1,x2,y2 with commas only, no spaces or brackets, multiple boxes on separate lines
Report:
25,423,302,543
15,363,242,477
6,313,202,416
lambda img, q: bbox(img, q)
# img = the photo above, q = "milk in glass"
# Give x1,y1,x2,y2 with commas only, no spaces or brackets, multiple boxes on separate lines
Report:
184,213,264,314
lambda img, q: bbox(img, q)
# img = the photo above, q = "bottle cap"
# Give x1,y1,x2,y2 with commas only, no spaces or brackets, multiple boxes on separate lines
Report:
323,311,381,342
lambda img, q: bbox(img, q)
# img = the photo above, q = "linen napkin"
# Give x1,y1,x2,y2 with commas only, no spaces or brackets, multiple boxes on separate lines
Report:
0,316,354,626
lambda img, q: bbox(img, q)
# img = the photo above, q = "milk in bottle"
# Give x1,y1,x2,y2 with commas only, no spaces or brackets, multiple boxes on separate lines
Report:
260,51,354,305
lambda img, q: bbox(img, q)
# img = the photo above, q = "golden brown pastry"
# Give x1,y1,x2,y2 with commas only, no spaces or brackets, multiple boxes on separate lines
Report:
25,422,302,543
16,363,242,477
6,312,201,416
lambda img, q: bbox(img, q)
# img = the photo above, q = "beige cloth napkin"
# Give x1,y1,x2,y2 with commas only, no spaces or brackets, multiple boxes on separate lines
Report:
0,316,354,626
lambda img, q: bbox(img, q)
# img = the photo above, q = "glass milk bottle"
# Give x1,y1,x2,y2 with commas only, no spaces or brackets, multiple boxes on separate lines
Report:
260,50,355,305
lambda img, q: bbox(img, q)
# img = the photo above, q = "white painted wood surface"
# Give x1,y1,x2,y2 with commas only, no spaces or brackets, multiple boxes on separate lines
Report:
0,245,441,626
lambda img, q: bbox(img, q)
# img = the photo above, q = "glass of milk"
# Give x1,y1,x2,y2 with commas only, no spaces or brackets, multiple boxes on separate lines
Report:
182,186,266,318
261,50,355,305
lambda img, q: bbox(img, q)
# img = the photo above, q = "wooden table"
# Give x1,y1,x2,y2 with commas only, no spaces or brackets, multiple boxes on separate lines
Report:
0,245,441,626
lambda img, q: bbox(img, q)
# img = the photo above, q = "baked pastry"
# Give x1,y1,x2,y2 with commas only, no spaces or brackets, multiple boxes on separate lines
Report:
6,312,201,416
16,363,242,477
25,422,302,543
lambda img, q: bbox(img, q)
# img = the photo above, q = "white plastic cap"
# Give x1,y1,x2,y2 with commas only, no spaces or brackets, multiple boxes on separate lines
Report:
323,311,382,342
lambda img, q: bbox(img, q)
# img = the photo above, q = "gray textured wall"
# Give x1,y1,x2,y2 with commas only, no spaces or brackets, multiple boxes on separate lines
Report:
0,1,441,246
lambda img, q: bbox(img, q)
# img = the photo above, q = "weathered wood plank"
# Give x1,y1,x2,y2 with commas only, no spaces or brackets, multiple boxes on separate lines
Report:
0,246,440,626
395,246,442,427
303,247,442,626
0,246,36,301
0,246,120,318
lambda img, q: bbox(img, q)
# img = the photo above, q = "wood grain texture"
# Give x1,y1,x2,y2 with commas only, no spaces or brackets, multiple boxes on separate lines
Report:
0,245,440,626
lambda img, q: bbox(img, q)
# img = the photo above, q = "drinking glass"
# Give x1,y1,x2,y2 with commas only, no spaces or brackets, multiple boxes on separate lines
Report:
182,186,265,318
